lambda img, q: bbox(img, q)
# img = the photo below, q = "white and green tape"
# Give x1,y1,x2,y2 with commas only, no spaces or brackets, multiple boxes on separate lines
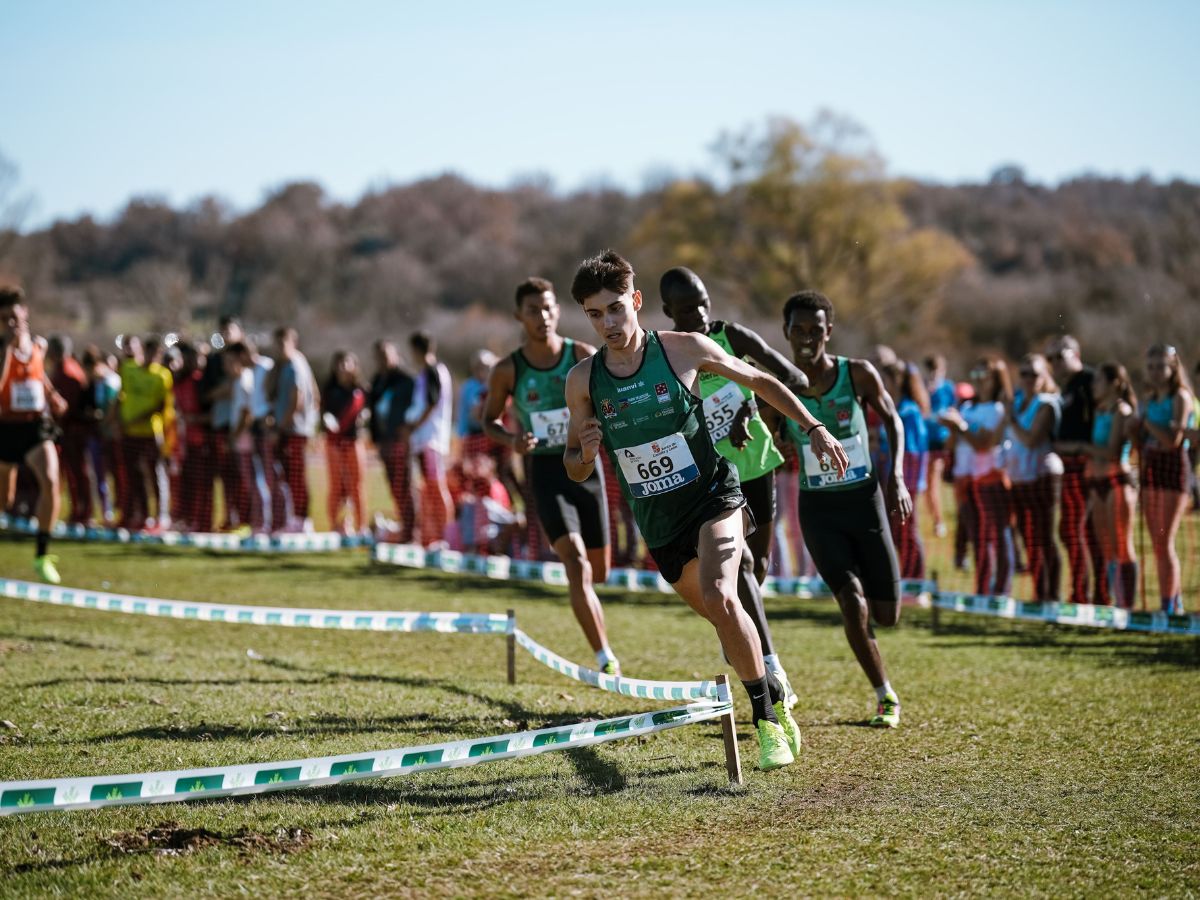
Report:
0,514,367,552
373,541,935,601
934,591,1200,635
0,701,729,816
0,577,509,634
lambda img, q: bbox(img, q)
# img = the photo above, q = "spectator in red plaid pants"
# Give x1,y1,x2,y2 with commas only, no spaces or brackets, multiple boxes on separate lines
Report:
269,327,319,530
1047,335,1107,604
368,340,416,541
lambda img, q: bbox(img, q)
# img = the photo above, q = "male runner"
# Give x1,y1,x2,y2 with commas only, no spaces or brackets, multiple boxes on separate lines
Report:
484,277,620,675
659,266,805,705
0,286,67,583
565,252,848,770
779,290,909,727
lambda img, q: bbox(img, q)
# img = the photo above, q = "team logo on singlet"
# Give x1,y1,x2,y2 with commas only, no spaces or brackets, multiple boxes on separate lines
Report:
525,389,540,403
836,409,851,424
600,399,617,418
655,382,670,403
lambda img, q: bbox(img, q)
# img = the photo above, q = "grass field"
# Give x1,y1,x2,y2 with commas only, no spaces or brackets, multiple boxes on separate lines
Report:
0,537,1198,897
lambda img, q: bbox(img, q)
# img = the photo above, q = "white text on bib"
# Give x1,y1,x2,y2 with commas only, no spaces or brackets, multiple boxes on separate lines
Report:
803,432,871,489
617,432,700,498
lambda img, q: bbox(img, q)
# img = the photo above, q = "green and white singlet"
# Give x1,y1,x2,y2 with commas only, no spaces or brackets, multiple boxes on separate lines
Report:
590,331,731,547
785,356,874,491
699,322,784,483
511,338,574,455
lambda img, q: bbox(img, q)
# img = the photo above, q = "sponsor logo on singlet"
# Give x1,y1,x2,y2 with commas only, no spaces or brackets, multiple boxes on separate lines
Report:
600,399,617,418
655,382,670,403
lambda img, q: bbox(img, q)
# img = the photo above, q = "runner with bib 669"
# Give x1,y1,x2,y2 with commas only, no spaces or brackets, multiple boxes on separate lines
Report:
563,251,849,772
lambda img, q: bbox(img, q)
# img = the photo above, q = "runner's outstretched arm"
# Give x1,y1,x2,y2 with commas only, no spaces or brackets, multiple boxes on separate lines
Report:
852,358,913,521
563,357,601,482
672,332,850,478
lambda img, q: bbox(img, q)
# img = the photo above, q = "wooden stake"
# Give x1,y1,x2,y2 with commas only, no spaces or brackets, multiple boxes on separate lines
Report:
930,569,940,634
506,609,516,685
715,674,743,786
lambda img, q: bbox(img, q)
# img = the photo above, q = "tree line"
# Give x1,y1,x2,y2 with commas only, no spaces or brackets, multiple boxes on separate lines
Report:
2,113,1197,377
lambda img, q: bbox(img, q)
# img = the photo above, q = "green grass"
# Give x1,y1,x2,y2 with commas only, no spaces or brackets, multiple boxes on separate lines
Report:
0,537,1198,898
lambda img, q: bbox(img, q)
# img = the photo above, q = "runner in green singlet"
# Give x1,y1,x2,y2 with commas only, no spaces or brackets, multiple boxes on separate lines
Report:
563,251,849,772
659,266,806,708
776,290,910,728
483,278,620,674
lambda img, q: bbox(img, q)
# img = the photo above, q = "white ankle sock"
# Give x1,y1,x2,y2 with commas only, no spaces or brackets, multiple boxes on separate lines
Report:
596,647,616,668
763,653,781,672
874,682,896,702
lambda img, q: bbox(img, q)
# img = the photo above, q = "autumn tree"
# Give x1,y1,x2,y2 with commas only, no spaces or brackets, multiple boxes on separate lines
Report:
631,113,973,342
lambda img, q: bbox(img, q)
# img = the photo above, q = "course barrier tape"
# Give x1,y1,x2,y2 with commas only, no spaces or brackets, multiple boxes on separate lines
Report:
0,514,369,552
0,578,509,635
0,577,719,700
0,700,730,816
934,591,1200,635
512,628,724,702
372,541,935,602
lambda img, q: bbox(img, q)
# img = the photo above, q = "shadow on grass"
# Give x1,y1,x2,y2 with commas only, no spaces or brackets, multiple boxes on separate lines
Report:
931,618,1200,668
0,629,143,655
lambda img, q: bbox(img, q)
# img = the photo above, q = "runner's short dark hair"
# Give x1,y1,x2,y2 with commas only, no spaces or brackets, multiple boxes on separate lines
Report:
659,267,704,307
570,250,635,304
410,330,434,354
0,285,25,308
515,277,554,309
782,290,835,326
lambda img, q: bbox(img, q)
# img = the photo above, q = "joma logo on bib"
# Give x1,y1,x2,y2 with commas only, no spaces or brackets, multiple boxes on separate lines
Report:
637,472,688,494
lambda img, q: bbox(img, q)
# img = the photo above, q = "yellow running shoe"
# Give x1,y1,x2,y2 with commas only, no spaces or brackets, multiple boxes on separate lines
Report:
869,692,901,728
601,659,621,676
774,701,802,758
34,554,61,585
756,719,795,771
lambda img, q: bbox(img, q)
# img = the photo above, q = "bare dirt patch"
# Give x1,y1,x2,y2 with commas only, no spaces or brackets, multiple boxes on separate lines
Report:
105,821,312,857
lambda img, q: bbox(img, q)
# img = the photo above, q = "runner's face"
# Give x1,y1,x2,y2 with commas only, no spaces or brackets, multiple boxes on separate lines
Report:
582,288,641,350
517,291,560,341
0,303,26,339
664,292,710,334
784,308,830,363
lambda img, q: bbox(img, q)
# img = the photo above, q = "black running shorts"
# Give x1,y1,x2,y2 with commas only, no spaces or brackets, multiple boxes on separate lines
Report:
740,469,777,526
647,461,755,585
0,419,55,465
528,453,609,549
797,479,900,604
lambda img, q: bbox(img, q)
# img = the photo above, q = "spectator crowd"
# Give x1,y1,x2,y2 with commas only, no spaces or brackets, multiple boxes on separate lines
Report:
12,313,1200,613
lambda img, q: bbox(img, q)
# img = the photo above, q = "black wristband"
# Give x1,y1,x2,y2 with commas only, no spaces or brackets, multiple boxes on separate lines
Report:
806,422,824,436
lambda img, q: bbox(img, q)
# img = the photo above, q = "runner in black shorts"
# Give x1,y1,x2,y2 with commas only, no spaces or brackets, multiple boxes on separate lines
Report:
0,286,68,584
660,266,809,707
484,277,620,674
773,289,912,728
528,453,608,549
564,250,848,771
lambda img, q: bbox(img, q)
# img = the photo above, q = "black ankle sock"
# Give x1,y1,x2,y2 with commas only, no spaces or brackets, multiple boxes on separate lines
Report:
741,677,778,726
36,531,49,558
765,670,783,706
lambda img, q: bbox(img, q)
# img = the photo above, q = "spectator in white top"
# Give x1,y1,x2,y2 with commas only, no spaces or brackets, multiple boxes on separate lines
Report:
940,356,1014,596
406,331,454,547
1006,353,1062,600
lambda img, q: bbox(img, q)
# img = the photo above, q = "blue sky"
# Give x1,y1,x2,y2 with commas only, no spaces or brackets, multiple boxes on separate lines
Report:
3,0,1197,228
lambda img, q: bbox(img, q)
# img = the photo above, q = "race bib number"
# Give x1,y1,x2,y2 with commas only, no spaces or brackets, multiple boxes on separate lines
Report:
703,381,748,443
617,433,700,498
10,379,45,413
803,432,871,489
530,407,570,447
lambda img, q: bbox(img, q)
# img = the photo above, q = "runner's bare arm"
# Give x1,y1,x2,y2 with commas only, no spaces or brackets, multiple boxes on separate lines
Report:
725,323,809,393
482,356,536,453
563,357,601,482
668,331,848,478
